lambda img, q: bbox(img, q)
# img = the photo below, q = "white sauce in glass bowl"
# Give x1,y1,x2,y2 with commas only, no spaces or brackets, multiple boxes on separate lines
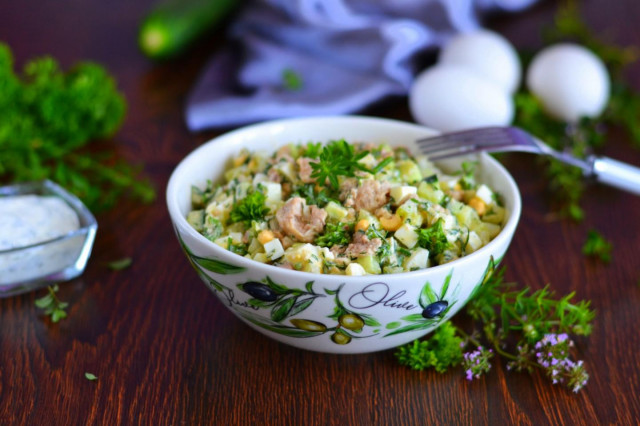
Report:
0,195,81,285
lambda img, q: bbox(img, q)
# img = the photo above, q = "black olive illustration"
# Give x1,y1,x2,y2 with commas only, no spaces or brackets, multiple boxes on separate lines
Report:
241,281,278,302
421,300,448,319
290,319,327,332
331,332,352,345
338,313,365,331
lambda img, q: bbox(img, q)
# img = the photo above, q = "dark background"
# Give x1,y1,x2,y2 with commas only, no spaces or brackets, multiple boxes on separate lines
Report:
1,0,639,424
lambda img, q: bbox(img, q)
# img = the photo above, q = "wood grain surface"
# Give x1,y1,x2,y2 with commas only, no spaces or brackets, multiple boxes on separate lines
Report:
1,0,639,424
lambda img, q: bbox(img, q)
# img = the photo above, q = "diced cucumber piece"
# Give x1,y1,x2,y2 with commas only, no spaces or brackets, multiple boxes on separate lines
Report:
483,205,506,224
454,205,481,228
235,182,252,200
326,201,349,221
247,238,263,255
396,200,423,227
186,209,205,232
396,159,422,183
417,181,445,204
356,255,382,275
273,161,296,182
465,231,483,253
191,185,205,208
224,165,248,182
253,252,269,263
383,265,405,274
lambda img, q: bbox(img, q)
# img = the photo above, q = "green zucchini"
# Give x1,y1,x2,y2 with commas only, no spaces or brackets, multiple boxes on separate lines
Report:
138,0,238,60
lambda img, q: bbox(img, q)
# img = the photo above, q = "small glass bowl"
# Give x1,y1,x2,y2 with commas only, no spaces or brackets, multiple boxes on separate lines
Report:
0,180,98,297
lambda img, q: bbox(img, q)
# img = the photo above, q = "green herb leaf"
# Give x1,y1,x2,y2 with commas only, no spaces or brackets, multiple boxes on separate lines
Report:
395,322,463,372
457,161,478,190
582,229,612,263
310,139,369,190
229,189,270,224
107,257,132,270
316,222,352,247
34,285,68,323
0,42,155,212
396,266,595,392
84,372,98,381
191,255,246,274
417,218,448,257
282,68,303,91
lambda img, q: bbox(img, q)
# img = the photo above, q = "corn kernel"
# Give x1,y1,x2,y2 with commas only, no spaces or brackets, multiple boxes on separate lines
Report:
233,151,249,167
380,214,402,231
355,219,369,233
258,230,275,245
468,196,487,216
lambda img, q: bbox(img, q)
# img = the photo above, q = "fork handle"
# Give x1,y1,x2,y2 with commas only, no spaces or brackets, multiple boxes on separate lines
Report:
590,156,640,195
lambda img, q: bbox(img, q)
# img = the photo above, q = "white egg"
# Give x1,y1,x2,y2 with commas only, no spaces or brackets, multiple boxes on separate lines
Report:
439,30,521,94
409,64,514,132
526,43,610,122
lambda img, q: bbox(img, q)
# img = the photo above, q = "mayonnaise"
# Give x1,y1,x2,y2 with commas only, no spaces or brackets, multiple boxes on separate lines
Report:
0,195,83,286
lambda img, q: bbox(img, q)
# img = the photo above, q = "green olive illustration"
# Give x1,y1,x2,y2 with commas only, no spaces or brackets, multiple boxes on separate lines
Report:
331,332,352,345
338,313,365,331
290,319,327,332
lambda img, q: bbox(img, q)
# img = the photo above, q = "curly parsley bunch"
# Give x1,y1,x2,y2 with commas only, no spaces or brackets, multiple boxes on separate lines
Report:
0,42,155,211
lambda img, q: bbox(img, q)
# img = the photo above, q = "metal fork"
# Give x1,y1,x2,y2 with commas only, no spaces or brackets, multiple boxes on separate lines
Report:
416,126,640,195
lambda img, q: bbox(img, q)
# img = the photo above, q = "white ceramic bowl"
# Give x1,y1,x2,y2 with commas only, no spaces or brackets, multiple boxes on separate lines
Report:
166,116,521,354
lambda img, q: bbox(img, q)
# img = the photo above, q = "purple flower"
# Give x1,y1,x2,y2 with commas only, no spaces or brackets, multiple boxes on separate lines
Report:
462,346,494,381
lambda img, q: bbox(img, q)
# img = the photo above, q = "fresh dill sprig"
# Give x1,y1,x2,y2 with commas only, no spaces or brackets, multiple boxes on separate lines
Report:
34,284,69,323
582,229,613,263
0,42,155,212
395,267,595,393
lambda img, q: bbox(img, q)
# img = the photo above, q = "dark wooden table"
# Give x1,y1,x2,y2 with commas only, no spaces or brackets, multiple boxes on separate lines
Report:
2,0,639,424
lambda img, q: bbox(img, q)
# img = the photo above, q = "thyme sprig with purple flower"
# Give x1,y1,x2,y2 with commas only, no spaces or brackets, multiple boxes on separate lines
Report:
395,267,595,393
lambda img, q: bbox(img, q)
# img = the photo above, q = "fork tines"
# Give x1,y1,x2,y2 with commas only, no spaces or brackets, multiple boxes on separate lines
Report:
416,127,524,161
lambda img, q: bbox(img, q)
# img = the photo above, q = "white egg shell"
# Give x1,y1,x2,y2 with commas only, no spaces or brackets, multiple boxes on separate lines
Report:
439,30,521,94
409,65,514,132
526,43,610,122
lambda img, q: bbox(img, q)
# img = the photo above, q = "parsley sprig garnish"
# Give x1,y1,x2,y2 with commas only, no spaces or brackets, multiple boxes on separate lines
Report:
417,218,448,257
309,139,393,191
396,267,595,392
229,189,270,224
310,139,370,190
0,42,155,212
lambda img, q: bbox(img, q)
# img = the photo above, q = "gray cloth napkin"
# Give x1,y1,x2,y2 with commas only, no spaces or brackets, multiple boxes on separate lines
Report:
186,0,535,131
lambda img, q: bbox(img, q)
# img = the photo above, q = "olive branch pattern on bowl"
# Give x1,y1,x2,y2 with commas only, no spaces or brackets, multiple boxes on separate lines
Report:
178,230,499,348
